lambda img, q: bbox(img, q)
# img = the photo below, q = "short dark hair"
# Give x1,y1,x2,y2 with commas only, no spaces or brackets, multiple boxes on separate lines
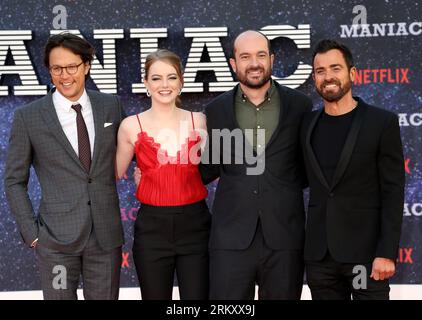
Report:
44,32,95,77
312,39,354,70
230,30,273,59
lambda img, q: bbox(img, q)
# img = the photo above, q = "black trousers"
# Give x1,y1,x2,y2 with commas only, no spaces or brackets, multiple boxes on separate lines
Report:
36,228,122,300
132,200,211,300
210,220,304,300
306,252,390,300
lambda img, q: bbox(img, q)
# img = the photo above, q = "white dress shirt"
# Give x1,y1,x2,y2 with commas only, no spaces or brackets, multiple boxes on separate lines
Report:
52,89,95,158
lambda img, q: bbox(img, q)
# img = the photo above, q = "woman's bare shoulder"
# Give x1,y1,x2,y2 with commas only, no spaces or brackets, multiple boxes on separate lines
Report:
192,111,206,129
120,113,145,133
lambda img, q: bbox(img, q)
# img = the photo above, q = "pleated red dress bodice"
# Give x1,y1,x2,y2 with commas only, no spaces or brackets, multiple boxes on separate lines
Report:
134,112,208,206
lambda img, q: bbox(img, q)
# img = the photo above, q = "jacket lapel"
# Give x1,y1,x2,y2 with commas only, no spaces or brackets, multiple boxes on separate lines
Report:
265,82,285,151
227,85,241,131
306,109,330,190
87,90,104,174
329,103,366,191
40,91,86,172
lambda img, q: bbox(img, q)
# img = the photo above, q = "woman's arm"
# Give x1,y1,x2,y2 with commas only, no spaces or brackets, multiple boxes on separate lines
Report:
115,117,136,179
193,111,208,152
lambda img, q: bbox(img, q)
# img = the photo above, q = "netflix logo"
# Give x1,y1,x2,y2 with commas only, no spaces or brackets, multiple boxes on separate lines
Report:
397,248,414,264
354,68,409,85
122,251,131,268
405,158,411,174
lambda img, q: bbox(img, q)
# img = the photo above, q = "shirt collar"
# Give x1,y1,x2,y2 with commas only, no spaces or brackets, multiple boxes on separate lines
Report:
53,88,89,112
237,79,275,103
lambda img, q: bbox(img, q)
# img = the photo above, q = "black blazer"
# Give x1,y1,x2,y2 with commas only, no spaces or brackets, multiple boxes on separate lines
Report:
200,82,313,250
300,97,405,263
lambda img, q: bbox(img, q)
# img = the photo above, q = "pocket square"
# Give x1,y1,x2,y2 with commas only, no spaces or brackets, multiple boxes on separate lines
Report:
104,122,113,128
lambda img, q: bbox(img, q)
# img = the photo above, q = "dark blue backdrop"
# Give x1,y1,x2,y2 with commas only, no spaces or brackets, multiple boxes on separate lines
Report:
0,0,420,290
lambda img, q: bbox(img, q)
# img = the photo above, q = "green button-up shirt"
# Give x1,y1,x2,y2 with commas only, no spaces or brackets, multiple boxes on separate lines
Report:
234,80,280,152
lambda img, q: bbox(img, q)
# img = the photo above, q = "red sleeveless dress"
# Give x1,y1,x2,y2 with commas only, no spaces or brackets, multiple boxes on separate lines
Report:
134,112,208,206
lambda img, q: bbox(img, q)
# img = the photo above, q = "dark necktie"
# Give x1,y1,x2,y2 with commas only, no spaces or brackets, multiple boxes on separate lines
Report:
71,103,91,171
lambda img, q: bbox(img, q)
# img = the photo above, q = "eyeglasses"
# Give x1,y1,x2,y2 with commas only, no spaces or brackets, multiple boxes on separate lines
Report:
49,62,84,76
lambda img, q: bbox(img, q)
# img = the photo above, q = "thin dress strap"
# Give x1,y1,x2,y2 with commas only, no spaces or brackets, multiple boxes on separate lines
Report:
136,114,143,132
190,112,195,130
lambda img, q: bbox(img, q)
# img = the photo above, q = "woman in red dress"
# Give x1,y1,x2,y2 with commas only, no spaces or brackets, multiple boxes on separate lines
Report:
116,49,210,300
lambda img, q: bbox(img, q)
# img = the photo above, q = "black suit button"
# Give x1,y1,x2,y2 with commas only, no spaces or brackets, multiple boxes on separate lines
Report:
329,193,334,197
88,178,92,183
87,201,91,205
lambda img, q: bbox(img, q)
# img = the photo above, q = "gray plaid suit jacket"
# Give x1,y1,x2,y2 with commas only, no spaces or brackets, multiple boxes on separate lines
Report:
4,89,124,253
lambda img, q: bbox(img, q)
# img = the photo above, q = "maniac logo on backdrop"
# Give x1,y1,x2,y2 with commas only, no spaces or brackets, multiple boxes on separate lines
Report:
0,25,312,96
398,113,422,127
404,203,422,217
339,4,421,38
340,22,422,38
120,207,138,222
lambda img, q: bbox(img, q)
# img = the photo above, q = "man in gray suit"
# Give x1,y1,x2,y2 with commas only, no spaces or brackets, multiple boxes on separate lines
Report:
4,33,124,300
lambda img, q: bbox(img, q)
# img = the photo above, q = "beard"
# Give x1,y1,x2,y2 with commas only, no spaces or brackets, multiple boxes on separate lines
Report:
316,77,352,102
236,65,272,89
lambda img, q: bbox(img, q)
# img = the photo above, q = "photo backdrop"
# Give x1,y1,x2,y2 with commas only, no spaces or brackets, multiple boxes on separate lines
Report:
0,0,421,291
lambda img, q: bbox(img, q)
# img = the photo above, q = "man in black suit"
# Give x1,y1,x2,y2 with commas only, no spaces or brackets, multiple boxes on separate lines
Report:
301,39,405,299
200,30,313,299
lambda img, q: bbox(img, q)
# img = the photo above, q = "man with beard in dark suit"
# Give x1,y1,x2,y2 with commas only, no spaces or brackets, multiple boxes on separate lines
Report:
200,30,312,299
301,39,405,300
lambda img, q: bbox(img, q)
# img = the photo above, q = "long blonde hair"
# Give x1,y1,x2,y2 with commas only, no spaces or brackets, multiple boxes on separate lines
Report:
144,49,184,108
